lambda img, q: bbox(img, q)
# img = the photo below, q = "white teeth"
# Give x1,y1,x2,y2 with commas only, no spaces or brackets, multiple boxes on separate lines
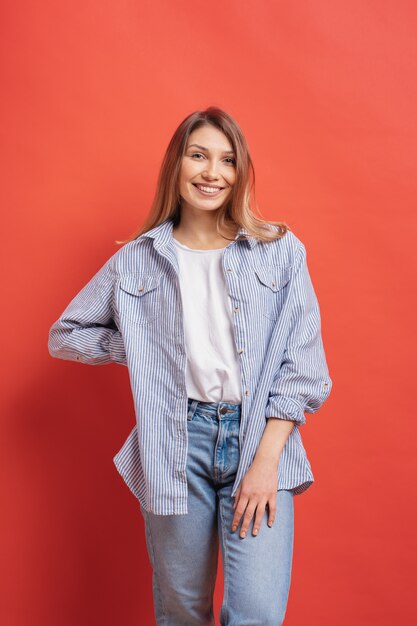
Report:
196,184,222,193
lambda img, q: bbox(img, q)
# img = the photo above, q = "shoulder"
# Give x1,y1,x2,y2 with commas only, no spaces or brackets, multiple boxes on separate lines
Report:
104,238,150,275
260,224,305,267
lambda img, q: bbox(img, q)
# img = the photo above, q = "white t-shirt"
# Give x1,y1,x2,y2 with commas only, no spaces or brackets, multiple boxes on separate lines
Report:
173,238,242,403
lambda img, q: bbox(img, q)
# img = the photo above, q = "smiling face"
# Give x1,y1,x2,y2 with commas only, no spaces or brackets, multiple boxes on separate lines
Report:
178,124,237,214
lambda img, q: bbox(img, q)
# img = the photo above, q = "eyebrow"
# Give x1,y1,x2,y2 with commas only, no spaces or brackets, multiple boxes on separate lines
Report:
187,143,235,155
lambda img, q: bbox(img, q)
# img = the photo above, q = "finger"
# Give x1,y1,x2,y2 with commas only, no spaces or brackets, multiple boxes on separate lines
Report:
267,499,277,527
239,503,257,538
252,500,268,536
231,495,248,532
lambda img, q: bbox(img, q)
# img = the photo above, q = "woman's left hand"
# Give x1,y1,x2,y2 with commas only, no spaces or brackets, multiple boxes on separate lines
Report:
230,456,279,538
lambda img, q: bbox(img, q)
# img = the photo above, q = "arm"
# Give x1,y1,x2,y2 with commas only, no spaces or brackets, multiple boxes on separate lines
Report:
253,418,295,466
47,255,126,366
231,245,332,538
264,242,333,426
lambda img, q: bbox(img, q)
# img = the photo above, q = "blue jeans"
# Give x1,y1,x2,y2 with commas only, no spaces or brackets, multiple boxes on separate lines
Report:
139,398,294,626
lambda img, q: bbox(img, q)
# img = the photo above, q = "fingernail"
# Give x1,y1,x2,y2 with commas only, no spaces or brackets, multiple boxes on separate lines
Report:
232,525,237,531
240,531,246,537
253,529,258,535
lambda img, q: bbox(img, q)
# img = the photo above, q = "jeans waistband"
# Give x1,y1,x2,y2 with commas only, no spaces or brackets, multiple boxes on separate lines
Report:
187,397,241,421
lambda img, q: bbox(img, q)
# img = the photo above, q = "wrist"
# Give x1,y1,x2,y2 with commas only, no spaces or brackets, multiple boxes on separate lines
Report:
253,448,282,468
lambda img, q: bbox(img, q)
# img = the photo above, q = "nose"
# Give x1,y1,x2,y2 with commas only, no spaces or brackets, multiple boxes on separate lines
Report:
202,160,221,179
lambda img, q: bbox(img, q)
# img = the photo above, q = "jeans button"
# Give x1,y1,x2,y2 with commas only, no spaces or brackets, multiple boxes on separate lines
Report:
220,406,228,415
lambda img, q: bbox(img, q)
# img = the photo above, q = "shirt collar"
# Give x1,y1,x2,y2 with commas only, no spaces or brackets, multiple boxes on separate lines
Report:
137,218,258,249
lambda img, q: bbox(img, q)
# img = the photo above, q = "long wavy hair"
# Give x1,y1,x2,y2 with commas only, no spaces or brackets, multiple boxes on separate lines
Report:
115,106,289,245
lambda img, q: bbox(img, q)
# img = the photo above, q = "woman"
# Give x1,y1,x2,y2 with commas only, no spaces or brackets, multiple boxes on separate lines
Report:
48,106,332,626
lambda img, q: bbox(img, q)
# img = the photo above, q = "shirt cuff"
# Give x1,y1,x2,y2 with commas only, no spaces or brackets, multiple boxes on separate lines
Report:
107,331,127,365
265,396,306,426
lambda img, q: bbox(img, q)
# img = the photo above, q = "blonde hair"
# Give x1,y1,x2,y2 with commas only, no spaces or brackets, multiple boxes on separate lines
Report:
115,106,289,245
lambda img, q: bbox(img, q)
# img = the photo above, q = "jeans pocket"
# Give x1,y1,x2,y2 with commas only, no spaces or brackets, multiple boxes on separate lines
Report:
187,410,217,425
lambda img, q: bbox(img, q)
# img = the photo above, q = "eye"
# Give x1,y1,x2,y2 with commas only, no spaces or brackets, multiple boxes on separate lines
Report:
189,153,236,165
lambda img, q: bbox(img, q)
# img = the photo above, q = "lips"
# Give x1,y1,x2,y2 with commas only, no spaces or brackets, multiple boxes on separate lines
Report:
193,183,225,196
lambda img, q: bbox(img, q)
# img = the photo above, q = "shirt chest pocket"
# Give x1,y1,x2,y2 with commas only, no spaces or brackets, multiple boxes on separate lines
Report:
253,266,292,321
117,273,162,325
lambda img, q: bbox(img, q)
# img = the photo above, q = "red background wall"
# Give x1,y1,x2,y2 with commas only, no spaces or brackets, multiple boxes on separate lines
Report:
1,1,416,624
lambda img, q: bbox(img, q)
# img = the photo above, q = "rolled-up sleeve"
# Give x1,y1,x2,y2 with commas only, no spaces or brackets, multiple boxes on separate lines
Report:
265,243,332,426
47,256,126,366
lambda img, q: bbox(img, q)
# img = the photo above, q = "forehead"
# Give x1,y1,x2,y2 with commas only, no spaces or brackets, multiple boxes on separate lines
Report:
187,125,234,152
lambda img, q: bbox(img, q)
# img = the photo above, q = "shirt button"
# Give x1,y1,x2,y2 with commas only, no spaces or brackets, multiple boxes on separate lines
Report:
245,389,250,396
238,349,244,354
233,307,239,313
226,268,233,272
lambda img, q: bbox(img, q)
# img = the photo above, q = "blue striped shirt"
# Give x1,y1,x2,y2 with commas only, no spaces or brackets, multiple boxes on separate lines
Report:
48,217,332,515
